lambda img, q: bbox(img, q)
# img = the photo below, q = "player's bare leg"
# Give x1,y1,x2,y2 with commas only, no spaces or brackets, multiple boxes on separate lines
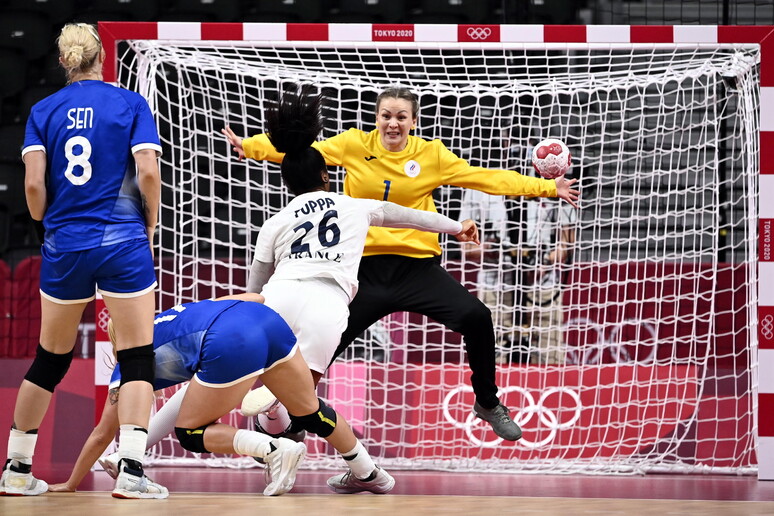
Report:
176,376,305,496
1,299,86,496
260,354,394,494
104,292,167,499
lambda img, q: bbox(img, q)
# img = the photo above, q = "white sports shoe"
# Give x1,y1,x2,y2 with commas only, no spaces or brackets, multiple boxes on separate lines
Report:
111,461,169,499
98,452,120,479
327,467,395,495
262,438,306,496
241,385,279,417
0,466,48,496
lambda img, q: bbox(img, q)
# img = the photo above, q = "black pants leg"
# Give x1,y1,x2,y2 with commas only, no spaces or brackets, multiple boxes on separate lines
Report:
335,255,500,409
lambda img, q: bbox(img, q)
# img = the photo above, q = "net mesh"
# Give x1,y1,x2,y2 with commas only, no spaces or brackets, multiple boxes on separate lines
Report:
115,38,759,474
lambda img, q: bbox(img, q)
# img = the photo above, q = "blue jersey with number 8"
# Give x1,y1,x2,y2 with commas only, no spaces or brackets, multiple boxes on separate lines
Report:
22,80,161,252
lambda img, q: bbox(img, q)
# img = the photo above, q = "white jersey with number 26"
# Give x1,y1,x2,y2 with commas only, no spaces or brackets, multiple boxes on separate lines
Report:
252,191,463,301
253,192,387,301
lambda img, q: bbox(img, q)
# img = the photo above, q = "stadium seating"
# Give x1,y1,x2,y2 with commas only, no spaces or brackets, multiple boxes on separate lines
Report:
0,12,54,60
10,255,41,357
0,49,27,104
409,0,489,24
243,0,326,23
32,51,68,88
87,0,161,21
328,0,407,24
0,125,25,164
162,0,243,23
6,0,77,25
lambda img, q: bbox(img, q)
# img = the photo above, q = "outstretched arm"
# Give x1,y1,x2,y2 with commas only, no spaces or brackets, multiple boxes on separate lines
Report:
378,202,461,233
48,390,121,492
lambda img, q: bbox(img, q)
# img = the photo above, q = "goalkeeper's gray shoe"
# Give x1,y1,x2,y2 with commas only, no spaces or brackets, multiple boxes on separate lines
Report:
327,467,395,494
473,401,522,441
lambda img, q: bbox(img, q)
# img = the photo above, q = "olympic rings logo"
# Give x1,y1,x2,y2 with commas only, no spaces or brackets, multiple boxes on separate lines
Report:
466,27,492,40
564,317,658,365
443,385,582,449
761,314,774,341
97,306,110,333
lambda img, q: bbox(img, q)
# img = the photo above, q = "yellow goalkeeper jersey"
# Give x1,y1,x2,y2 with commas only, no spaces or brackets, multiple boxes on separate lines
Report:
242,128,558,258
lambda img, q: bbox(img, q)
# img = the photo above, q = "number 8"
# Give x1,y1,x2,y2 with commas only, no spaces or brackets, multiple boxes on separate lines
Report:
64,135,93,185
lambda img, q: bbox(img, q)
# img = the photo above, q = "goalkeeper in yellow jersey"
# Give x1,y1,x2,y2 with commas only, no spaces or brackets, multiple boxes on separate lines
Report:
222,86,579,441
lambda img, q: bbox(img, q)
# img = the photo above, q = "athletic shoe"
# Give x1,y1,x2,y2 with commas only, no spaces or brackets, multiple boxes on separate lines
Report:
327,467,395,494
111,460,169,499
262,438,306,496
241,385,279,417
254,428,307,467
473,401,523,441
0,467,48,496
98,452,120,479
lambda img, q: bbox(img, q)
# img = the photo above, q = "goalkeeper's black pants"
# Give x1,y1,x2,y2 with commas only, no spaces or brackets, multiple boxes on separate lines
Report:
334,254,500,409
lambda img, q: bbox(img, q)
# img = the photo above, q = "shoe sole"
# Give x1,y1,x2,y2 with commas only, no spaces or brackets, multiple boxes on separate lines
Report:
263,442,306,496
111,488,169,499
241,386,278,417
327,473,395,494
98,457,120,480
1,480,49,496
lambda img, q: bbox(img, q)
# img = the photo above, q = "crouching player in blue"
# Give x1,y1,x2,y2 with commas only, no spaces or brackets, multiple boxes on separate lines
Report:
48,293,393,496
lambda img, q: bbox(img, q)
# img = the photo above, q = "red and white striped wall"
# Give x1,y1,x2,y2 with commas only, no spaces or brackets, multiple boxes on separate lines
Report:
97,22,774,478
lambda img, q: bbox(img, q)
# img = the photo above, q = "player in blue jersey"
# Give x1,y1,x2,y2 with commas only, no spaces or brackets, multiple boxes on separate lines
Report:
47,294,394,496
0,24,164,499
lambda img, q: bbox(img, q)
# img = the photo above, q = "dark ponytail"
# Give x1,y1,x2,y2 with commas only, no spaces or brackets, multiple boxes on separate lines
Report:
265,84,327,196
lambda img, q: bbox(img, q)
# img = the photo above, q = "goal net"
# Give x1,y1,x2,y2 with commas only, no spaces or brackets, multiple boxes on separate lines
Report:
113,28,759,475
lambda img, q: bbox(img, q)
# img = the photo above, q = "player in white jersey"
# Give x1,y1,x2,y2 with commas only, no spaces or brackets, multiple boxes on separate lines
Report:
1,23,164,499
237,85,479,493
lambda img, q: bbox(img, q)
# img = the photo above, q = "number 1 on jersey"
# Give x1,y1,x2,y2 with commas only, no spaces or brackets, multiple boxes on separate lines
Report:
383,180,391,201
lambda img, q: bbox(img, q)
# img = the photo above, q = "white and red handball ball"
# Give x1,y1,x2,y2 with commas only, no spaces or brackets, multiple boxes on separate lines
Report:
532,138,572,179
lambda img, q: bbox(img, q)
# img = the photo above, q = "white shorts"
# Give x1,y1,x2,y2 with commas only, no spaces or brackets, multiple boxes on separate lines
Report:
261,277,349,374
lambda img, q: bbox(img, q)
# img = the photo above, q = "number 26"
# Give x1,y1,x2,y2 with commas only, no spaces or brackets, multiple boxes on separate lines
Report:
291,209,341,253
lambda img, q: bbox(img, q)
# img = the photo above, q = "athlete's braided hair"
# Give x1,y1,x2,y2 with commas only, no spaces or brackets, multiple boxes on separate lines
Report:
265,84,327,196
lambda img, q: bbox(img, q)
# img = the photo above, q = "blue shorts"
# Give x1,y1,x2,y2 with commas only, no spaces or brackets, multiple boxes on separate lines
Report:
40,238,157,303
194,301,298,387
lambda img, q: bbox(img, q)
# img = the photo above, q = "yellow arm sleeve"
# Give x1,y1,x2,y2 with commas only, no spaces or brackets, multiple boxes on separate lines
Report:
242,130,353,168
242,133,284,162
437,142,557,198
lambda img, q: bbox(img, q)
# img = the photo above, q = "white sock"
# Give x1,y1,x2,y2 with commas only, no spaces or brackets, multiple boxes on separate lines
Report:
256,403,292,436
118,425,148,464
147,384,188,447
341,440,376,480
7,428,37,467
232,429,274,459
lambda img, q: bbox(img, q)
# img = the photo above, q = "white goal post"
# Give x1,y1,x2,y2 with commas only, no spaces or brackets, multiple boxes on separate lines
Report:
96,21,774,476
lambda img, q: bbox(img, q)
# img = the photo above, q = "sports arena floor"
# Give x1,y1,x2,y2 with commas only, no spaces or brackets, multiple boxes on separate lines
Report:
2,466,773,515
